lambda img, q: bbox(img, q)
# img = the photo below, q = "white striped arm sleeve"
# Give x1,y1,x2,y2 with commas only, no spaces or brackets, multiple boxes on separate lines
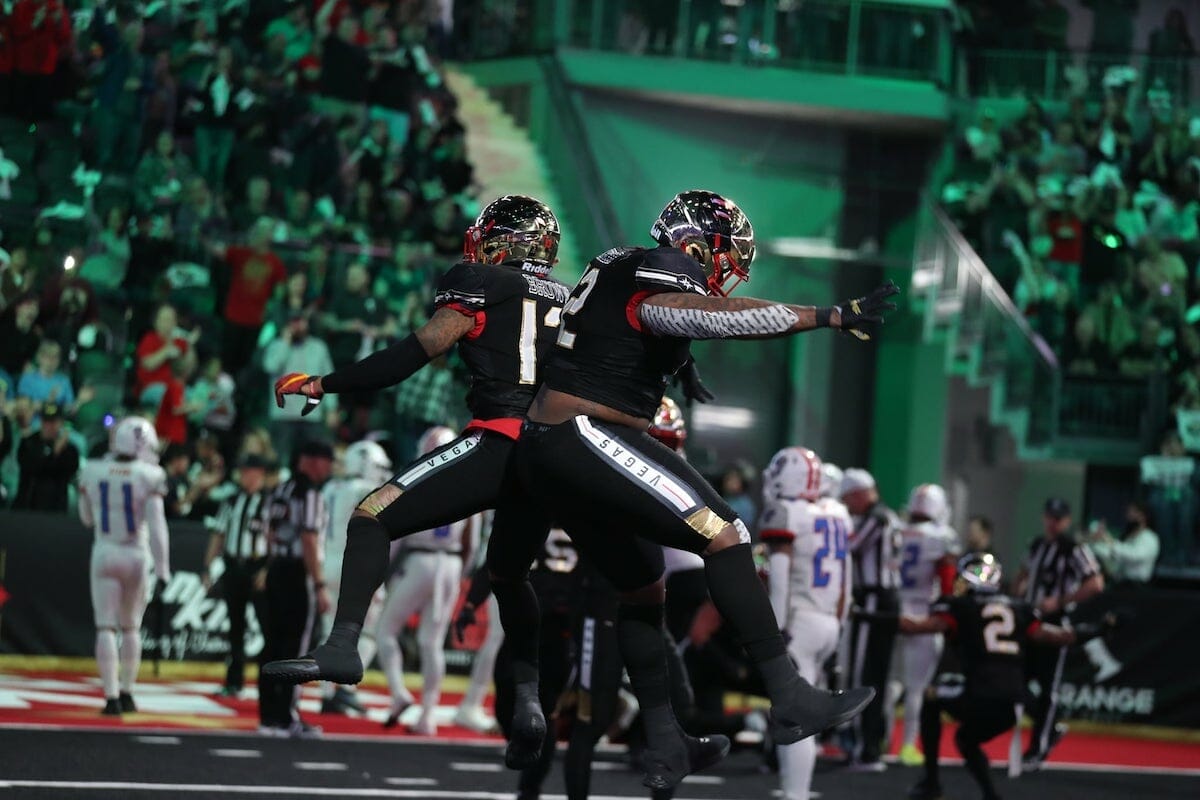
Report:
638,302,798,339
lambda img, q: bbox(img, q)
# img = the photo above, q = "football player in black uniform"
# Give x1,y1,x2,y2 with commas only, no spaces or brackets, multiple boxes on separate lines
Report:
265,195,572,768
886,553,1113,800
492,189,897,790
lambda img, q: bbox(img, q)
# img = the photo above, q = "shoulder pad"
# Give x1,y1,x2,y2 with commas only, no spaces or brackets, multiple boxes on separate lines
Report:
434,262,490,309
635,247,708,295
592,246,638,266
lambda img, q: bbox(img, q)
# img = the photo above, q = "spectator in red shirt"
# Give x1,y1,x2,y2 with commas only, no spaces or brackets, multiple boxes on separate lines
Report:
11,0,72,121
213,218,288,374
156,351,198,445
135,303,191,405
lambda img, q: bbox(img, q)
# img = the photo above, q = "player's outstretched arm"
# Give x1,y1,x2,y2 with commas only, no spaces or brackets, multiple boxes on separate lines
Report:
637,281,899,341
274,308,474,411
897,614,951,635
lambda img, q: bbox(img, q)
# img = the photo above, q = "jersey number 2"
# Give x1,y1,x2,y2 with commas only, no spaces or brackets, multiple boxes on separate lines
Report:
982,602,1019,655
519,301,563,384
813,518,848,588
556,267,600,350
98,480,135,535
899,542,921,589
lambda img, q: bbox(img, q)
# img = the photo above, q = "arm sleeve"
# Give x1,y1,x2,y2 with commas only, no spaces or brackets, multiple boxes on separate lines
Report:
768,550,791,628
145,495,171,581
638,301,799,340
319,333,431,394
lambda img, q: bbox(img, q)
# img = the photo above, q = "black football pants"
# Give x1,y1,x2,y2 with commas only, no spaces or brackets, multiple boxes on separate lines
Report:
223,557,267,691
921,691,1016,799
848,585,899,764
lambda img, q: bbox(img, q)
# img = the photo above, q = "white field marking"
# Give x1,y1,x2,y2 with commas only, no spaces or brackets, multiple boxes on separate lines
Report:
133,736,181,745
0,783,755,800
293,762,348,771
383,778,438,786
449,762,504,772
680,775,724,784
881,754,1200,778
209,749,262,758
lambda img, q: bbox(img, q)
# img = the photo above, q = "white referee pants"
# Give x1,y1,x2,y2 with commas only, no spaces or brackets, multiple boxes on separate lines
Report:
376,551,464,713
780,610,842,800
90,542,149,699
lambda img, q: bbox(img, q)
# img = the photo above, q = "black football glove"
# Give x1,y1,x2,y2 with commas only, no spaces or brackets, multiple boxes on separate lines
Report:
453,603,477,645
676,357,715,404
836,280,900,341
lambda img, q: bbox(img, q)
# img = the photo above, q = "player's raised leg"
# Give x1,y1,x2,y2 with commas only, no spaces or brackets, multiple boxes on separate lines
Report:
262,431,511,685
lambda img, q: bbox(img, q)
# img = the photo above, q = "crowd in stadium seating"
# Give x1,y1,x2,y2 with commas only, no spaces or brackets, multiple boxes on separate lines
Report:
943,70,1200,405
0,0,477,511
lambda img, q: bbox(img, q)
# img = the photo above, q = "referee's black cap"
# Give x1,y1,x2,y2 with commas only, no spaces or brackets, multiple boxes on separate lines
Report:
1044,497,1071,519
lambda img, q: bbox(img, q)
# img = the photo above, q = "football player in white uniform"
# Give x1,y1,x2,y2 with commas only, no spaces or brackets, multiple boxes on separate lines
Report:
78,417,171,716
760,447,853,800
894,483,960,766
320,439,393,714
377,426,482,735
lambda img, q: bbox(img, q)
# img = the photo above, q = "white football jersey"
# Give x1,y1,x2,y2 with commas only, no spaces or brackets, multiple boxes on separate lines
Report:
78,457,168,546
897,520,961,613
761,496,853,619
404,518,471,552
323,477,379,564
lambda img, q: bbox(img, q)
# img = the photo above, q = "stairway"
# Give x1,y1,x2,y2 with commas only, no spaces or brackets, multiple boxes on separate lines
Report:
443,67,581,281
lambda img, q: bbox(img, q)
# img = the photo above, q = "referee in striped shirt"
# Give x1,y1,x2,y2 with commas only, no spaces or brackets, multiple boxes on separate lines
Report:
840,468,902,771
259,441,334,737
203,454,272,697
1013,497,1104,768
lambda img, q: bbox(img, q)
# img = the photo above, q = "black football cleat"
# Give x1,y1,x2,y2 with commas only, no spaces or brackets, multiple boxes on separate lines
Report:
907,778,945,800
642,733,731,792
504,690,547,770
261,642,363,686
101,698,122,716
118,692,137,713
770,685,875,745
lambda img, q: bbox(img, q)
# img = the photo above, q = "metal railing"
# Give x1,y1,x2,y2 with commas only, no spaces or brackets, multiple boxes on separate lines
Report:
915,207,1060,452
967,48,1200,105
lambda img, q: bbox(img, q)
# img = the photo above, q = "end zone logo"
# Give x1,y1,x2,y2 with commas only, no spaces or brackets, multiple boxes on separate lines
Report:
1059,637,1155,718
142,563,263,661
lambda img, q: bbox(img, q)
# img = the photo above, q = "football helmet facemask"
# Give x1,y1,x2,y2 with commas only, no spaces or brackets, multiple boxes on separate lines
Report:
650,190,755,297
463,195,560,277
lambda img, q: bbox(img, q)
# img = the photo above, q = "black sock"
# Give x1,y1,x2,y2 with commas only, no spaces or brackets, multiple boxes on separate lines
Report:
330,516,391,633
492,578,541,684
920,700,942,786
618,601,683,751
956,730,997,798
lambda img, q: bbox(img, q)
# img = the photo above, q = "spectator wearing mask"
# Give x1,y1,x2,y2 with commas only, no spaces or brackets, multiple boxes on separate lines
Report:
0,294,42,377
135,304,192,407
133,131,195,216
91,10,152,172
14,403,78,510
193,46,239,194
212,219,288,375
1087,501,1160,583
262,312,336,465
10,0,71,121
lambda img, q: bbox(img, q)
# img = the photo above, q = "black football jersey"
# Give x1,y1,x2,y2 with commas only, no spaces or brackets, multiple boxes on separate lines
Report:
541,245,707,420
434,261,572,420
932,592,1040,701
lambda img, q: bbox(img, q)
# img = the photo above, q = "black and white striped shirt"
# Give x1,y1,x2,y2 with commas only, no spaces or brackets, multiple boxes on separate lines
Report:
850,503,902,590
267,477,328,560
1023,534,1100,607
213,489,269,561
